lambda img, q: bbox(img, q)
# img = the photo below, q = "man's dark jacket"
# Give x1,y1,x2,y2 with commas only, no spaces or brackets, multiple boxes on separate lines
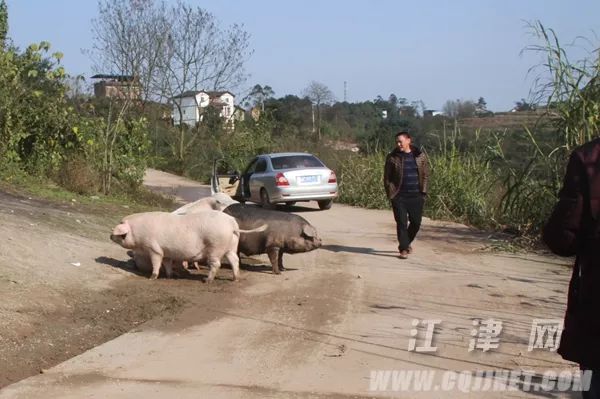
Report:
543,137,600,368
383,146,429,199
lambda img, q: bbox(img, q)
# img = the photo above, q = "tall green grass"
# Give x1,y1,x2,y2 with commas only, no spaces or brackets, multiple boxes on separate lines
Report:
336,135,497,228
337,152,388,209
335,126,557,238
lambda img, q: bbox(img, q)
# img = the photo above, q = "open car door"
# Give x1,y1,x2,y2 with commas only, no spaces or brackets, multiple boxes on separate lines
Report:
210,158,245,202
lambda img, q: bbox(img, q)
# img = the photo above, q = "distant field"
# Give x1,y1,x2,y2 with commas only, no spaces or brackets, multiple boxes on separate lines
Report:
459,110,555,130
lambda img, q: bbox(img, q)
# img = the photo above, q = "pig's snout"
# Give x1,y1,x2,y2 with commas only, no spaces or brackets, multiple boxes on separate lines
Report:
313,236,322,248
111,222,130,246
110,233,126,245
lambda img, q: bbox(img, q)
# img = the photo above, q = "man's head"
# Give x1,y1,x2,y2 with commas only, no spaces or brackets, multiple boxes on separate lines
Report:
395,130,412,153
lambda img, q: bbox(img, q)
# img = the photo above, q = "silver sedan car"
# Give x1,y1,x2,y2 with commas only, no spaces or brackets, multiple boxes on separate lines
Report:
212,152,338,210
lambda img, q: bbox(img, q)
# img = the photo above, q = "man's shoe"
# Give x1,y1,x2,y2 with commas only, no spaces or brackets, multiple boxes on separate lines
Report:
408,246,413,254
398,250,409,259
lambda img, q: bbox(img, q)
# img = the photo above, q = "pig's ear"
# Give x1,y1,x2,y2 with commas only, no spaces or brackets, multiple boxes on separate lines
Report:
112,222,130,236
302,224,317,238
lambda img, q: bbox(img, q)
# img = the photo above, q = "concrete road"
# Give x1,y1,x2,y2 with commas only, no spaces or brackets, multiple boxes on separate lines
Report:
143,168,212,203
1,171,578,398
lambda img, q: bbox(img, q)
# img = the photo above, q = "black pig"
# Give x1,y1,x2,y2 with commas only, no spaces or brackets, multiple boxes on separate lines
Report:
223,204,321,274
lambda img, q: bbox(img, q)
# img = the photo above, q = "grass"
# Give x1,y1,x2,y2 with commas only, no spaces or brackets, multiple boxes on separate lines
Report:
335,149,497,223
336,151,388,209
0,167,176,215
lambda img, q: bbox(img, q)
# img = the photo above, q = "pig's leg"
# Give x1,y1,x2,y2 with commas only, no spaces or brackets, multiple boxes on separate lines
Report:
206,257,222,283
182,260,200,272
163,259,174,279
278,251,285,271
267,247,281,275
224,251,240,281
149,252,164,280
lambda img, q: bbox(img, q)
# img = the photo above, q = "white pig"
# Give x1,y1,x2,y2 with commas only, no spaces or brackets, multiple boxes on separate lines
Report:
110,211,265,282
172,193,238,215
171,193,239,272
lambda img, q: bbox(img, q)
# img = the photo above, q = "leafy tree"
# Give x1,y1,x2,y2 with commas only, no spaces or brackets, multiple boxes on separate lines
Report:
514,98,534,112
247,84,274,111
79,105,149,194
388,93,398,108
0,41,78,174
265,94,312,137
0,0,7,49
0,6,150,195
476,97,487,111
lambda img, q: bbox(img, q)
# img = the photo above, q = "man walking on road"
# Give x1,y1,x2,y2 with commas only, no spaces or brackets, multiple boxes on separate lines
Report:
384,130,429,259
543,137,600,399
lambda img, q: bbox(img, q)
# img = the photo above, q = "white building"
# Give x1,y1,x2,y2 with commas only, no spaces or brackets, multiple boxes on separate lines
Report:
171,90,235,127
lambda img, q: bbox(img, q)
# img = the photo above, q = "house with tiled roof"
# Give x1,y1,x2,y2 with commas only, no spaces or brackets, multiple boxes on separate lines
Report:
171,90,235,127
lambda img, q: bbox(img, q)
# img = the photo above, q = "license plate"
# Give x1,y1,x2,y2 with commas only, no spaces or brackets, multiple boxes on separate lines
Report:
299,175,318,184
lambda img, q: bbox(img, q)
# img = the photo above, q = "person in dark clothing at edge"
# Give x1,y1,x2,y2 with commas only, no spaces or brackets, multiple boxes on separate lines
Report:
383,130,429,259
543,137,600,398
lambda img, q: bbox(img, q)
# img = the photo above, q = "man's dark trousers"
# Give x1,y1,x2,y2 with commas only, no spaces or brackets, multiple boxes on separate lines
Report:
392,193,424,251
581,368,600,399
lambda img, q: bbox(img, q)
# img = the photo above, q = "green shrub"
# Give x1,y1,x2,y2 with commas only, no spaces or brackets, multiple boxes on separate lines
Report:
56,154,99,195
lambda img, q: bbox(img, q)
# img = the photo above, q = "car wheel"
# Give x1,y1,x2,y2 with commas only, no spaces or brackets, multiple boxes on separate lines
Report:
317,199,333,210
260,188,276,210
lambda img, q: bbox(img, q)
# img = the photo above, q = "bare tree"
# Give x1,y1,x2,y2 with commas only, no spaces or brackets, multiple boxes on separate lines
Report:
90,0,170,104
442,99,476,119
303,81,334,140
156,4,250,97
156,3,251,162
89,0,252,163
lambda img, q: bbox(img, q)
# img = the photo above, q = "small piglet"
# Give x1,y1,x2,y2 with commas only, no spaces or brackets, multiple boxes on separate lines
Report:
223,204,322,274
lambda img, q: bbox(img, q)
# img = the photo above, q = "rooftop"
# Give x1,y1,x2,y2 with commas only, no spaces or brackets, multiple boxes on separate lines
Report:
90,74,136,81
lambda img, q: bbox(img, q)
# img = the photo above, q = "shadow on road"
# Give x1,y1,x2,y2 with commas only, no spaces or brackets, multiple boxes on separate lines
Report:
239,256,298,274
95,255,205,281
321,244,399,258
95,255,145,276
95,253,296,280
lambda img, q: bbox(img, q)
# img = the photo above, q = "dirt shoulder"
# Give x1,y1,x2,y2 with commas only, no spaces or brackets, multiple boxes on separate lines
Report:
0,186,224,388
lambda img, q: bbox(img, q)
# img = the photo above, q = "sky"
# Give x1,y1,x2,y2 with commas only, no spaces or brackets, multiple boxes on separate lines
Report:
6,0,600,111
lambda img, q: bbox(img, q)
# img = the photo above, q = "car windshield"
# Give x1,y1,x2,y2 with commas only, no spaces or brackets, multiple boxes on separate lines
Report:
270,155,324,170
